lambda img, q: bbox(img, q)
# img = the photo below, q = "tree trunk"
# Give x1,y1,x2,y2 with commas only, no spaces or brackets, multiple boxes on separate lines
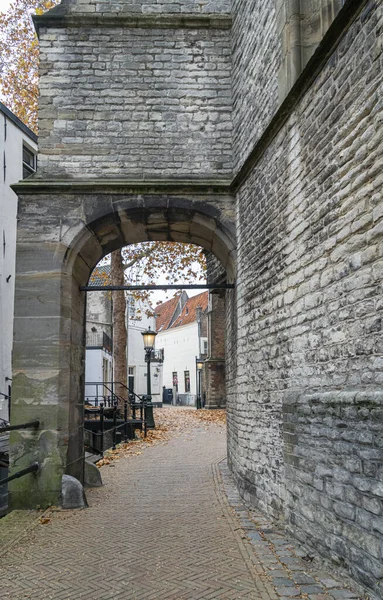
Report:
111,249,128,412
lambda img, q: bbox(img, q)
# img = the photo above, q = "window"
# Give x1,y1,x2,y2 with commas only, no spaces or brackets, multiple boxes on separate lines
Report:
172,372,178,391
22,145,36,179
184,371,190,393
127,296,136,318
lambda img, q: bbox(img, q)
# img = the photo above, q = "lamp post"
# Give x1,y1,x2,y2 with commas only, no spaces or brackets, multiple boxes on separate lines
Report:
141,326,157,429
196,357,204,410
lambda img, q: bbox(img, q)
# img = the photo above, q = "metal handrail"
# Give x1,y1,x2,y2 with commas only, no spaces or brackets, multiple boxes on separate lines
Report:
84,399,148,456
0,420,39,434
0,462,39,486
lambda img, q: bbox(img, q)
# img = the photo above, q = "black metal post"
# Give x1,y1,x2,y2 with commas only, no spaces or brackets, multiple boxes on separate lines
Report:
196,369,202,410
8,384,11,421
112,400,117,450
147,351,151,398
144,349,155,429
124,400,128,442
143,397,147,438
100,402,104,455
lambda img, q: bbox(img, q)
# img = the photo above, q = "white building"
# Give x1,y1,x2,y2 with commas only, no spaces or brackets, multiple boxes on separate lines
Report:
84,267,114,403
0,103,38,422
126,295,163,401
156,292,208,405
84,267,163,403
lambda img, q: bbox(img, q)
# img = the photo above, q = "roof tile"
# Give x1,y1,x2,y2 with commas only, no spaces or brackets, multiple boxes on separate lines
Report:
171,291,208,328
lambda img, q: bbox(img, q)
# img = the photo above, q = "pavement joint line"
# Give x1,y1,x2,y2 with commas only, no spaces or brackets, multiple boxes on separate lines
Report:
218,460,368,600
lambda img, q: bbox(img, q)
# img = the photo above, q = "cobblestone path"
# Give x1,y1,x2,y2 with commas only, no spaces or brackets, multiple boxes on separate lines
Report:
0,413,362,600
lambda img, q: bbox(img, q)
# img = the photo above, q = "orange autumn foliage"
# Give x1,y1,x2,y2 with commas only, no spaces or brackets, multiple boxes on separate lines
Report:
0,0,60,133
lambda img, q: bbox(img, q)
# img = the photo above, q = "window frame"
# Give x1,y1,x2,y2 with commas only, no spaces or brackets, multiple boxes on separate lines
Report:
22,143,36,179
184,370,190,393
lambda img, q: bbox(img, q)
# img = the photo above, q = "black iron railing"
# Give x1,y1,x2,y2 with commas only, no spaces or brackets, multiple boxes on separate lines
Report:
84,383,150,456
0,420,39,434
86,331,113,353
0,462,39,486
84,399,147,455
0,420,40,487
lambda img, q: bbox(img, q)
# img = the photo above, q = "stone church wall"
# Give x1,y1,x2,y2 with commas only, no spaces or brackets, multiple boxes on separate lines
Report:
231,0,281,172
229,2,383,594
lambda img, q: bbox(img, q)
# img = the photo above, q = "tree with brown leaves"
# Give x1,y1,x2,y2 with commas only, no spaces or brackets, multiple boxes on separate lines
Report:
0,0,59,133
101,243,206,408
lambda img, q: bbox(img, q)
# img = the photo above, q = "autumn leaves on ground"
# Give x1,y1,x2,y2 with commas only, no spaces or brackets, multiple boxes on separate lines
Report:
96,407,226,468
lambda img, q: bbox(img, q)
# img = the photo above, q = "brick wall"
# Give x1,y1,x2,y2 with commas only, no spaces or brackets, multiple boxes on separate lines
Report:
230,2,383,595
37,23,232,178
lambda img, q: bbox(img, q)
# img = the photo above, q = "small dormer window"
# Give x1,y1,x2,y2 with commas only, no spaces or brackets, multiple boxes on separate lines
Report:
185,308,189,315
22,145,36,179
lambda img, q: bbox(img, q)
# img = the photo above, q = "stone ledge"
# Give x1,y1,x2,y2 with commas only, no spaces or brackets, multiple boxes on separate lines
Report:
12,178,233,196
33,13,232,34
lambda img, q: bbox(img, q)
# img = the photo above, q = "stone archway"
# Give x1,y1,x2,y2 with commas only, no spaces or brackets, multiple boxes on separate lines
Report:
9,182,235,509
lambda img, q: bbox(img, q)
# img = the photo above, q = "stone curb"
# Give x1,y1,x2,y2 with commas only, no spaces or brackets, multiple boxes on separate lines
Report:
212,457,279,599
218,460,372,600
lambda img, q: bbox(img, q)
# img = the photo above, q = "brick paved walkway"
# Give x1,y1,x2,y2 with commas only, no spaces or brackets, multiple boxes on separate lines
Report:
0,412,363,600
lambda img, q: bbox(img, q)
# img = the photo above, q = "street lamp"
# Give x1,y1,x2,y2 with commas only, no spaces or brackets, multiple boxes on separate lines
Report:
141,326,157,429
196,357,204,410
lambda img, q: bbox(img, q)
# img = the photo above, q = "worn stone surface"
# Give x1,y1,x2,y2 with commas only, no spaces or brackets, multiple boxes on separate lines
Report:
9,186,235,509
84,459,103,487
220,460,368,600
61,474,88,509
231,0,281,173
37,19,232,178
276,0,344,100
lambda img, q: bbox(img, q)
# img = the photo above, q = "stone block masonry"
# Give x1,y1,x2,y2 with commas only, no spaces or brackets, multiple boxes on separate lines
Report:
58,0,231,14
284,390,383,592
229,2,383,596
231,0,281,173
37,23,232,179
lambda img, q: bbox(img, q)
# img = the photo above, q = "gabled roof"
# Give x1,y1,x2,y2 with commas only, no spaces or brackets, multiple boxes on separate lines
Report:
170,292,208,329
155,295,182,332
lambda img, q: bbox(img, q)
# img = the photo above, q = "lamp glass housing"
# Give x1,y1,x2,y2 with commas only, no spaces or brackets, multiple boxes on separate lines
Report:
141,327,157,350
196,359,204,371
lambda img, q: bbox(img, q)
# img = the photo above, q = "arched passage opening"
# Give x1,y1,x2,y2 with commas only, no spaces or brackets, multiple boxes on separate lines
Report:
9,187,236,510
